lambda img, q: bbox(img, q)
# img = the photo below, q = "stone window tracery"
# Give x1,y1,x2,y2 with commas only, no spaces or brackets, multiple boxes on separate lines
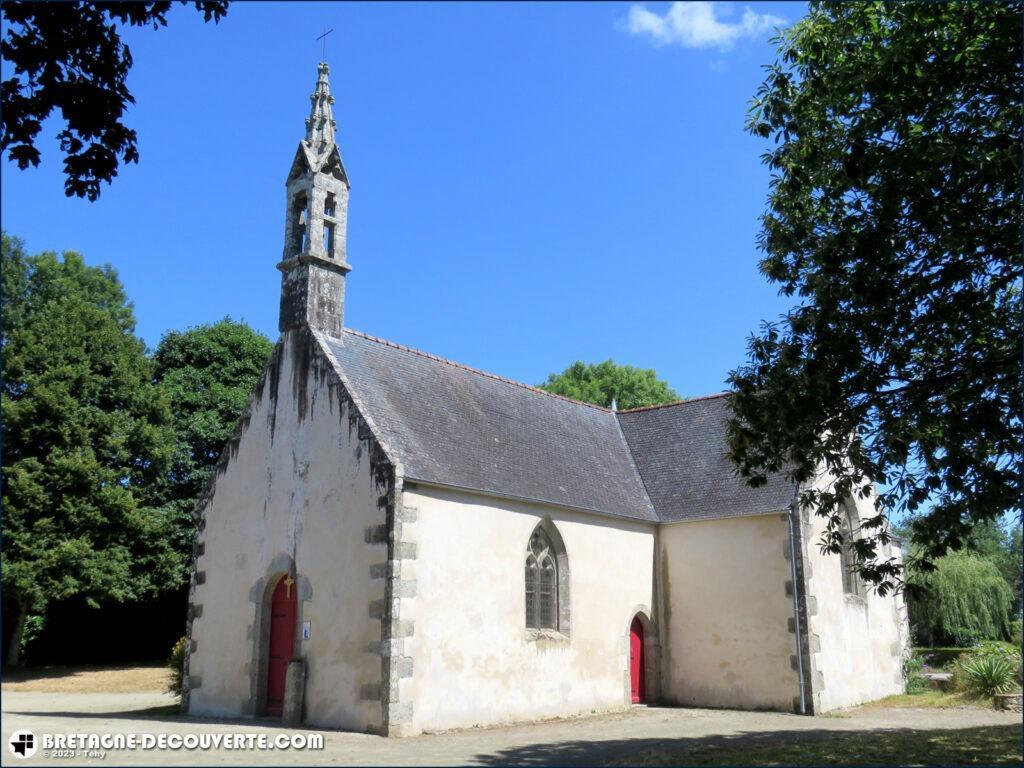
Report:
525,527,560,630
840,502,864,598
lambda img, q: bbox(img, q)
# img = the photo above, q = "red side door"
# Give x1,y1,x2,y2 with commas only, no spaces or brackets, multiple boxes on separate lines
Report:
266,575,297,716
630,616,645,704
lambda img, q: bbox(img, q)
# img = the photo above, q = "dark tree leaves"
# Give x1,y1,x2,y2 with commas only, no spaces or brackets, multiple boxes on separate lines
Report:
1,233,180,664
151,319,273,554
1,1,228,200
727,2,1022,594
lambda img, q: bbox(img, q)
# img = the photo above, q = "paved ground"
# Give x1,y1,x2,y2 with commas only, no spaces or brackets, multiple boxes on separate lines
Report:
1,691,1019,766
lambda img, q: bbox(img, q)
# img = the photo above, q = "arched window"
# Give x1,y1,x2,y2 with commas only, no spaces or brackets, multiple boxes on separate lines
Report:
839,503,864,597
288,192,308,255
524,521,569,634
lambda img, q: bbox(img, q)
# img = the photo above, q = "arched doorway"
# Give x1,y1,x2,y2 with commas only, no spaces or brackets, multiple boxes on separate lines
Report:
265,574,297,716
629,616,646,704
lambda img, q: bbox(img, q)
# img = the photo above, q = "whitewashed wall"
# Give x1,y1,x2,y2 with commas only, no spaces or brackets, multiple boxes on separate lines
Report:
187,331,385,731
802,483,908,712
660,514,798,711
402,486,656,733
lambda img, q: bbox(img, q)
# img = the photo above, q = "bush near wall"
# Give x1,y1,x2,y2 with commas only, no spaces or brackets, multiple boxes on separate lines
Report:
951,642,1022,699
914,647,970,669
167,637,188,698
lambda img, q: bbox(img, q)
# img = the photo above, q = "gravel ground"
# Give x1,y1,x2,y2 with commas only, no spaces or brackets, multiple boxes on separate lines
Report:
2,689,1018,766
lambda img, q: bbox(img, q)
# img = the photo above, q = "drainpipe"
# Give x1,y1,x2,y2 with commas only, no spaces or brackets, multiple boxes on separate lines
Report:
788,496,807,715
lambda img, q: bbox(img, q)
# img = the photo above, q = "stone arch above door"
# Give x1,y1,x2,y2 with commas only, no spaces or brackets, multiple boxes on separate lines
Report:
623,604,660,704
244,554,313,715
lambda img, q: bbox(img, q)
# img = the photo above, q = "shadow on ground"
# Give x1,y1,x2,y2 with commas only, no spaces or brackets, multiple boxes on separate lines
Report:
471,725,1022,766
7,705,183,721
2,665,163,683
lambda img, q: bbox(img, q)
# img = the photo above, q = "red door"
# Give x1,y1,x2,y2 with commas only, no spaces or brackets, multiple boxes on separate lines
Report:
266,574,297,716
630,616,646,704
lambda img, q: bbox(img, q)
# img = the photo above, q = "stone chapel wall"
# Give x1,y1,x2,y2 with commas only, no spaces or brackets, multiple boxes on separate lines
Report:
186,330,387,732
400,486,657,734
799,480,909,712
660,514,798,711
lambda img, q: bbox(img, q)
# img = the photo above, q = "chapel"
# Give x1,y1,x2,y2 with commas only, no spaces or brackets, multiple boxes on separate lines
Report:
184,62,909,736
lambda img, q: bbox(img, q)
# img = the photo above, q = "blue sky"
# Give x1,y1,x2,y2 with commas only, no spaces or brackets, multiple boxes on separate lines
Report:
1,1,803,397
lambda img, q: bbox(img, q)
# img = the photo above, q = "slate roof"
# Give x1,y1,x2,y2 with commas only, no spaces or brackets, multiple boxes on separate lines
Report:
617,396,796,523
320,330,794,524
322,330,658,522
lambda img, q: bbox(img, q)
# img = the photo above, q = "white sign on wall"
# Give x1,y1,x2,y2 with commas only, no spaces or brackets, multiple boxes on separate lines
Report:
302,621,311,640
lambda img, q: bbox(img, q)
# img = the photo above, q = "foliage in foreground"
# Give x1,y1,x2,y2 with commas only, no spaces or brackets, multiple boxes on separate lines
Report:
907,551,1014,647
1,1,228,200
1,233,181,667
727,1,1022,594
539,360,679,410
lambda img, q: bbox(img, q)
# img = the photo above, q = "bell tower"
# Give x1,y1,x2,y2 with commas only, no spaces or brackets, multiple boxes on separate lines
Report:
278,62,351,338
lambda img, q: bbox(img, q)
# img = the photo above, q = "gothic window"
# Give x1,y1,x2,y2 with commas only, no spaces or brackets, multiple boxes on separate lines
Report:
839,503,864,597
524,522,568,633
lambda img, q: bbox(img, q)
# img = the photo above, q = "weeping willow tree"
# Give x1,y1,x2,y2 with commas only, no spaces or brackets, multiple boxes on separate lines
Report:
907,551,1014,647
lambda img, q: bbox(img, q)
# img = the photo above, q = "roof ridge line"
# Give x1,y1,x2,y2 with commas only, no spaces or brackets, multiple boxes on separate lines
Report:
343,328,613,412
617,391,730,414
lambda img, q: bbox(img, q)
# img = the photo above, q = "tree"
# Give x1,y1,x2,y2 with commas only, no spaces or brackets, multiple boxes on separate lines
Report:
964,520,1023,618
906,550,1014,647
1,233,181,666
726,2,1022,594
151,319,273,554
539,360,679,410
1,1,228,200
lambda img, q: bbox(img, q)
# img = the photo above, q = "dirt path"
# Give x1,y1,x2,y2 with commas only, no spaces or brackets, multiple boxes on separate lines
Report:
1,690,1018,766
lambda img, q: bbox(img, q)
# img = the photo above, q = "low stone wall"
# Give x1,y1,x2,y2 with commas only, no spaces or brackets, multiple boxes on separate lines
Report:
994,693,1022,712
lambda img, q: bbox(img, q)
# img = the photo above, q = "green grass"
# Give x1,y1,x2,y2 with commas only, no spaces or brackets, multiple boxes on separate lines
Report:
860,690,984,709
612,725,1021,766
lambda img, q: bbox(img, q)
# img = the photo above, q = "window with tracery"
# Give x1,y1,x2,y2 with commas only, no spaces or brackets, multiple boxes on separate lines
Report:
839,503,864,597
525,527,559,630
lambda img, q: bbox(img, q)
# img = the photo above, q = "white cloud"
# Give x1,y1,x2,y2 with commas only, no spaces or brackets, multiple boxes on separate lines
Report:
627,2,784,51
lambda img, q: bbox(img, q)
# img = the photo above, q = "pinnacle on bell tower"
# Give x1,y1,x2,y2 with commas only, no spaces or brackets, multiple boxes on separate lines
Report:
305,62,337,156
278,61,351,339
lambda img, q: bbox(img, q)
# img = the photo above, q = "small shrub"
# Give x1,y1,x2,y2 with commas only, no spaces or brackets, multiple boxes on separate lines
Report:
913,647,969,669
903,650,930,694
951,642,1022,697
959,655,1016,697
167,636,188,697
971,641,1022,678
1011,619,1022,648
